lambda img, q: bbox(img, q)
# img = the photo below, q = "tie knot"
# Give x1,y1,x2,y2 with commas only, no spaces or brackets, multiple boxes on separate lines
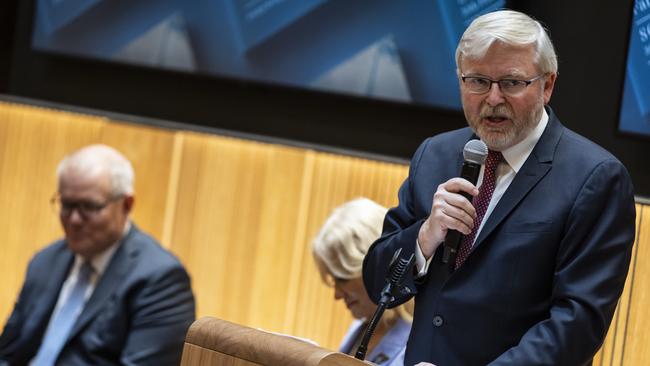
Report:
79,261,94,280
486,150,503,169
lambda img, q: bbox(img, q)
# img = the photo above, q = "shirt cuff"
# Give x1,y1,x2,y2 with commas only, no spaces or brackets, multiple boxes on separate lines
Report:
415,238,433,278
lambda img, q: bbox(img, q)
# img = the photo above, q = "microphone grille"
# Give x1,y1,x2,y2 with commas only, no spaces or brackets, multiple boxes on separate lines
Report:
463,139,488,165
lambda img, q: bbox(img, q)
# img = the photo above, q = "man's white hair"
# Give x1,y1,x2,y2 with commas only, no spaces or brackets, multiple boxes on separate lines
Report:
56,144,134,197
456,9,558,75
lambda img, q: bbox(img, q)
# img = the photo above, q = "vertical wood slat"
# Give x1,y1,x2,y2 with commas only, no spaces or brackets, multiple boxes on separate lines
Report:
2,101,649,361
289,152,407,348
594,204,643,365
284,150,316,335
620,205,649,365
98,122,178,241
168,132,264,326
161,133,185,248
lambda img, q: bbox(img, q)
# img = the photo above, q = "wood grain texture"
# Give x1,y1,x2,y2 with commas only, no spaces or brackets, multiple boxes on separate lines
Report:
593,205,645,365
1,101,648,364
289,152,406,348
98,121,178,242
618,205,649,365
0,102,408,350
181,344,262,366
181,317,365,366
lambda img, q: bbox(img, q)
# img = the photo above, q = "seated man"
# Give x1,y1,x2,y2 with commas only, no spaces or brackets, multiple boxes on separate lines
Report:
0,144,196,365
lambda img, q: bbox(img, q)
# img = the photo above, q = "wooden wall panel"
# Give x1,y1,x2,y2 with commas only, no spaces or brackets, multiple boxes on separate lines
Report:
289,153,407,349
2,100,650,363
165,132,318,336
168,132,266,326
245,145,313,334
619,205,649,365
98,122,178,242
593,204,643,365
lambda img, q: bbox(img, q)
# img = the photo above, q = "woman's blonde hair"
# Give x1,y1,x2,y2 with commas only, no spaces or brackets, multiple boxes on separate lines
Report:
312,198,387,283
312,198,413,321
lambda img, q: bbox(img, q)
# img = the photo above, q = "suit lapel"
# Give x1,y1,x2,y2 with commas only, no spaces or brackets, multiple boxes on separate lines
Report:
472,109,564,250
67,227,139,341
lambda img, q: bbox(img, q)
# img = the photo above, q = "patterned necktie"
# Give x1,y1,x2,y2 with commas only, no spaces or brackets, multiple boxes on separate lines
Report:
32,261,94,366
455,150,503,269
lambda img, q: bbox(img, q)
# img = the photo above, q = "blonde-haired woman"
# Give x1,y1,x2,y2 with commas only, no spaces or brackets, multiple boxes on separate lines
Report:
312,198,412,365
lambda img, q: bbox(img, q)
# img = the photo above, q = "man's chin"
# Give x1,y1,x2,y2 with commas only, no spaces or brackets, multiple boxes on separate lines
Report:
66,240,93,257
476,129,512,149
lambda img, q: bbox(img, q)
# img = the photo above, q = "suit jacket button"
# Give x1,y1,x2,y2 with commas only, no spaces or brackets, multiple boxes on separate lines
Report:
433,315,444,327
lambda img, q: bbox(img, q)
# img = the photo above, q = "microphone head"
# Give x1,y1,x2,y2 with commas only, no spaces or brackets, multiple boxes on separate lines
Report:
463,139,488,165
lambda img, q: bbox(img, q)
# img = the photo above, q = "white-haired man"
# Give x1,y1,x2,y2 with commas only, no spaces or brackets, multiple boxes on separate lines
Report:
363,10,636,365
0,144,195,365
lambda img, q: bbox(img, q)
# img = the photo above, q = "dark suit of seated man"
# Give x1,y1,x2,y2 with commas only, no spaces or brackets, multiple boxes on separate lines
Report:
0,144,196,365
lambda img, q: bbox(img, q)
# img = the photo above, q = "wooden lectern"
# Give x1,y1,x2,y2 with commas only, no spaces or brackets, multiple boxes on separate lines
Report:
180,317,369,366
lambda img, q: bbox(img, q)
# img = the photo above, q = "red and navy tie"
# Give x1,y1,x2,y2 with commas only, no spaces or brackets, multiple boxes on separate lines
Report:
455,149,503,269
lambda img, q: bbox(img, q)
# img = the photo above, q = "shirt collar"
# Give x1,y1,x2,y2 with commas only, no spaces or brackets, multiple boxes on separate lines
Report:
500,108,548,173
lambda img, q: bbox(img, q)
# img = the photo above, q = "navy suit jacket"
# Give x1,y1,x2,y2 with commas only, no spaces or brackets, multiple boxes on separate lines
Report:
363,108,636,366
0,225,196,365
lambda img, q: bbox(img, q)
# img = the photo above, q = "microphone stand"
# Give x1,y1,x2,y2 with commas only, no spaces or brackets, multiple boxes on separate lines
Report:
354,298,389,361
355,249,415,361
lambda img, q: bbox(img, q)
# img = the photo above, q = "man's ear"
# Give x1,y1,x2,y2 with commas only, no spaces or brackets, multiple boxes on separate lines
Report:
543,72,557,105
123,195,135,214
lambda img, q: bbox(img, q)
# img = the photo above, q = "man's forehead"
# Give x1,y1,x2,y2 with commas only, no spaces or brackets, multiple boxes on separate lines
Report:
58,167,112,194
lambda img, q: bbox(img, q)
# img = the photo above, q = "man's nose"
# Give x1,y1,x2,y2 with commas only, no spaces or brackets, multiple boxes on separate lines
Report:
485,82,506,106
67,208,85,223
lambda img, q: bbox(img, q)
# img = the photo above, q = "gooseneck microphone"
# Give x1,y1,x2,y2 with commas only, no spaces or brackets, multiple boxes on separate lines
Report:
441,139,488,265
355,248,415,361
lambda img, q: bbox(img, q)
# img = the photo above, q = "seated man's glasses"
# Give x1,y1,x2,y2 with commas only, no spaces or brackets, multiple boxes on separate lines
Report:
51,194,123,219
461,74,544,96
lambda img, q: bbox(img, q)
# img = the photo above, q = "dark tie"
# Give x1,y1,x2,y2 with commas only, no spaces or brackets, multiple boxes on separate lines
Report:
32,261,94,366
455,150,503,269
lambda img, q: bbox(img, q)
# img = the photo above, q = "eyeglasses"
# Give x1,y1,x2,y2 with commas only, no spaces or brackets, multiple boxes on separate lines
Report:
50,194,123,219
461,74,545,96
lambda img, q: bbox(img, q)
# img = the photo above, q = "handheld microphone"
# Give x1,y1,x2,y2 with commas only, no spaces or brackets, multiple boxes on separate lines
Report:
441,139,488,264
355,248,415,361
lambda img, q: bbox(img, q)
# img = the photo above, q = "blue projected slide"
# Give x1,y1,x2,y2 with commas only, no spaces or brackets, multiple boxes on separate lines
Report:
32,0,505,110
619,0,650,137
228,0,327,51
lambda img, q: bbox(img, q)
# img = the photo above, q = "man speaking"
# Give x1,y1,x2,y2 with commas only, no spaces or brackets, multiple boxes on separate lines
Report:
362,10,636,366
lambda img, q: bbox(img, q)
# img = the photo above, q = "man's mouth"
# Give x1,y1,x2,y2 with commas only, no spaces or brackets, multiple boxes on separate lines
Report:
484,115,510,123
